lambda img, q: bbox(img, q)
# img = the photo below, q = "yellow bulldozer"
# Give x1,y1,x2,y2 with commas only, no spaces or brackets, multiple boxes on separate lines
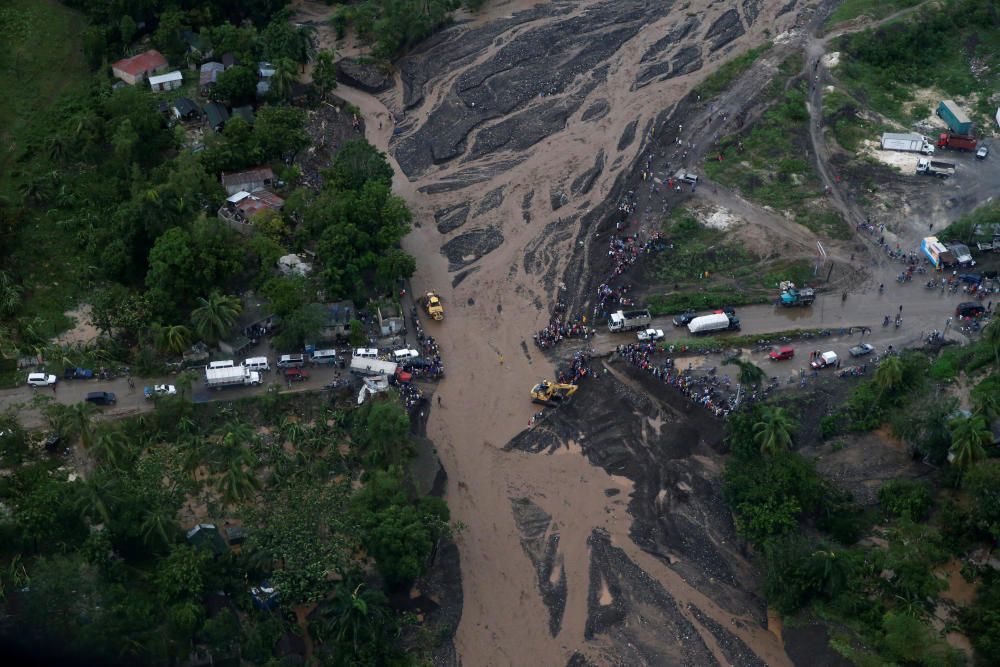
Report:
422,291,444,321
530,380,578,407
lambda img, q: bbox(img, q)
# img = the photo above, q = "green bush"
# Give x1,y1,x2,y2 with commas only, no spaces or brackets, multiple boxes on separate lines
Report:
878,479,933,521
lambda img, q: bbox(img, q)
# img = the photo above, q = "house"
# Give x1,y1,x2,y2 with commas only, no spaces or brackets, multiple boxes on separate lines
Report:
258,62,276,79
148,71,183,92
377,304,404,336
186,524,228,556
204,101,230,132
199,61,225,92
111,49,168,85
318,301,356,341
278,254,312,277
218,189,284,230
171,97,201,121
221,52,240,69
221,167,275,195
231,105,254,125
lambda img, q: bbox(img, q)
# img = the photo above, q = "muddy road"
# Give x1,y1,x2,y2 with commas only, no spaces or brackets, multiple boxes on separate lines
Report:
291,0,922,663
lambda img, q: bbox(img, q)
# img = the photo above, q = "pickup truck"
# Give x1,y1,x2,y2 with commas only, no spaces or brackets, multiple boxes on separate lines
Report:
637,328,665,342
144,384,177,399
848,343,874,358
810,351,838,369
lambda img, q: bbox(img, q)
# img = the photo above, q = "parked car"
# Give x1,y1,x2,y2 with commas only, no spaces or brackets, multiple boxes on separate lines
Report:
144,384,177,399
43,433,62,453
637,328,665,342
976,144,989,160
283,368,311,382
958,273,982,285
769,346,794,361
672,310,697,326
27,373,58,387
85,391,117,406
63,367,94,380
849,343,875,357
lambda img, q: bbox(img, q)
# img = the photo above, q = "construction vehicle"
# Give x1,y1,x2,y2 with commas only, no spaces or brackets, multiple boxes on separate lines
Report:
778,281,815,307
422,292,444,320
530,380,578,406
916,158,955,178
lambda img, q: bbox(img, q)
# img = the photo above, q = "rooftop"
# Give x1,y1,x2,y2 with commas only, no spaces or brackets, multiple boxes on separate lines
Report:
112,50,168,77
221,167,275,189
148,71,183,85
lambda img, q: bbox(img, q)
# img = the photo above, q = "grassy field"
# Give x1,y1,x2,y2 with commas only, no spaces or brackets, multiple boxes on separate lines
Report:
0,0,89,339
695,42,772,99
824,0,924,29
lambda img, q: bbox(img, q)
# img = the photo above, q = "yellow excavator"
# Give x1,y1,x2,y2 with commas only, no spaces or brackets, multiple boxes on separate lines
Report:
530,380,578,406
423,292,444,321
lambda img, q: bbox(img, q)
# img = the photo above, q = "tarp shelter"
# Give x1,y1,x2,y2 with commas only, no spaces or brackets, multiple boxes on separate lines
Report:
186,524,228,555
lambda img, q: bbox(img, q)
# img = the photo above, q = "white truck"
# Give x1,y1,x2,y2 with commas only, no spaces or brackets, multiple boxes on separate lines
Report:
916,158,955,178
881,132,934,155
205,366,262,390
608,309,652,332
687,312,740,335
349,356,398,377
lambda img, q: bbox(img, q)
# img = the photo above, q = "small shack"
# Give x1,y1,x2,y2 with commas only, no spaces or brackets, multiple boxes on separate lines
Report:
171,97,201,121
205,101,230,132
186,524,228,556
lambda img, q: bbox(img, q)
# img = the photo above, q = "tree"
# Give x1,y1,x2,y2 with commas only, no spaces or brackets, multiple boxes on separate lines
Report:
156,544,209,603
211,65,258,106
254,105,308,159
119,15,137,48
948,415,990,473
313,577,397,658
153,9,188,62
270,57,298,101
273,303,327,352
359,498,450,585
66,401,99,450
982,313,1000,367
874,355,904,396
153,324,193,356
375,248,416,293
74,474,120,526
190,292,242,344
752,406,796,456
963,461,1000,541
723,357,766,405
218,460,260,505
141,504,178,550
354,400,412,468
90,426,134,469
324,139,394,191
0,270,22,316
312,49,338,98
971,375,1000,422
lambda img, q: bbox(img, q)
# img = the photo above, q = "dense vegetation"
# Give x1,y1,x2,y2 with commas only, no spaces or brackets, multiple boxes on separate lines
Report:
726,313,1000,664
836,0,1000,124
0,389,450,664
0,0,416,383
332,0,484,60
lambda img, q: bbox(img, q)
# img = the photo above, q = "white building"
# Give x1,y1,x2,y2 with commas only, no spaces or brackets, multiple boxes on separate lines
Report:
148,71,183,92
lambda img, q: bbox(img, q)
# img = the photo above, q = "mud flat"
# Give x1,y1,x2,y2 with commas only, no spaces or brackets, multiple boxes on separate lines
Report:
320,0,814,662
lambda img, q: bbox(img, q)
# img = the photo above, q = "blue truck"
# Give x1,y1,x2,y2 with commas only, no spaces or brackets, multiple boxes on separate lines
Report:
937,100,972,136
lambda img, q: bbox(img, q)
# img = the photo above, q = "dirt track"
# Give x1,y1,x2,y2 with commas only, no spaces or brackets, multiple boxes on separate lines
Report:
288,0,973,664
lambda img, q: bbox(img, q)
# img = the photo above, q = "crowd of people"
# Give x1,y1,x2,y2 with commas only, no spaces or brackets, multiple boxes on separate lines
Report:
555,351,595,385
614,343,736,418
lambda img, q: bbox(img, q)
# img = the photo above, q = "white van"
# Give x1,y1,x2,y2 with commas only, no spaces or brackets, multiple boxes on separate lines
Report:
354,348,378,359
310,349,338,365
277,354,305,368
207,360,235,370
392,349,420,361
243,356,271,372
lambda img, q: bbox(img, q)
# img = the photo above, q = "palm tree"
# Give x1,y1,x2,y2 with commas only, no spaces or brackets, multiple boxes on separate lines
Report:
175,370,201,399
280,417,307,448
971,377,1000,422
74,474,119,526
90,427,133,469
752,406,796,456
0,271,22,316
65,401,99,449
294,25,317,69
154,324,192,355
723,357,766,408
314,578,393,652
141,505,177,549
218,461,259,505
45,135,68,163
270,57,298,101
874,356,904,396
190,292,242,344
807,548,850,598
983,317,1000,367
948,415,990,472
